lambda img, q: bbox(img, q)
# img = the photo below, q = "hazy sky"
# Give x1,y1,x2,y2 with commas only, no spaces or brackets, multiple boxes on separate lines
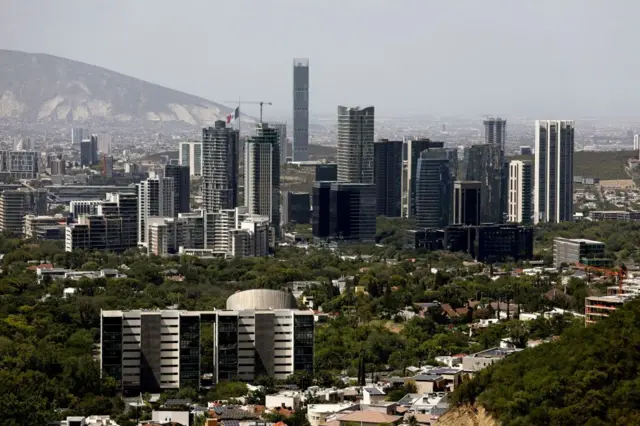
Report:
1,0,638,118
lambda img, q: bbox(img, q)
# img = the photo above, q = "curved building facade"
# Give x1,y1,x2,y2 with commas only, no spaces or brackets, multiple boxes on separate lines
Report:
226,289,297,310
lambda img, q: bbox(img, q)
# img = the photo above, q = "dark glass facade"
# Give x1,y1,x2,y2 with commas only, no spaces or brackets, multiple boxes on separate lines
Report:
165,164,191,214
329,183,376,242
217,316,238,381
315,164,337,182
374,140,403,217
293,314,314,374
312,182,332,238
140,314,162,393
101,316,123,388
415,150,455,229
283,191,311,225
453,181,481,226
179,315,200,388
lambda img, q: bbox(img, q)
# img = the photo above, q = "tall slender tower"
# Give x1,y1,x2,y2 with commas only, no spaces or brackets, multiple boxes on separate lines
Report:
337,106,375,184
244,123,281,237
534,120,574,224
374,139,403,217
164,164,191,214
293,58,309,162
508,160,532,224
202,121,239,213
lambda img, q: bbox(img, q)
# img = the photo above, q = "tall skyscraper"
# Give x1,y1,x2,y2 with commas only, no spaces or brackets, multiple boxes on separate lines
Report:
453,181,481,226
635,134,640,151
374,139,403,217
270,122,288,165
534,120,575,224
337,106,375,184
404,138,444,218
415,149,456,229
483,117,507,152
293,58,309,162
179,141,203,176
464,144,503,223
244,123,281,236
137,176,175,245
508,160,532,224
329,182,376,243
165,164,191,214
202,122,239,213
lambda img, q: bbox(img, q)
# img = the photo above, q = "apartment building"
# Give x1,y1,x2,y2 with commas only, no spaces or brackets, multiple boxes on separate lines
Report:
585,295,629,325
0,150,39,179
65,215,131,253
24,214,66,240
101,310,206,395
215,309,314,382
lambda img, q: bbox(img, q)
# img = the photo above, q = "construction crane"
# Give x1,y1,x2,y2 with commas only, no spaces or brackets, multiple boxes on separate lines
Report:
224,99,273,123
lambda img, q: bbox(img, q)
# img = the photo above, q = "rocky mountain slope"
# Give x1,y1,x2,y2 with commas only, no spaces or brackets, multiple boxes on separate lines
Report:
435,405,498,426
0,49,233,125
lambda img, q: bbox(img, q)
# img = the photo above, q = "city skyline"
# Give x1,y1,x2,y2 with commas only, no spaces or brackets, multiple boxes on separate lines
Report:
2,1,640,117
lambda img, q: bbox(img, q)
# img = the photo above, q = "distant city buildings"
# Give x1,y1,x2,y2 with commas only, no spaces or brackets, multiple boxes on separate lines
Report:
179,141,203,176
374,139,403,217
534,120,575,224
293,58,309,162
337,106,375,184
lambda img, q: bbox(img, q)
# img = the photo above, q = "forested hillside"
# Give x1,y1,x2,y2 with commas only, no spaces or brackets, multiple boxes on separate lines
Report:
452,299,640,426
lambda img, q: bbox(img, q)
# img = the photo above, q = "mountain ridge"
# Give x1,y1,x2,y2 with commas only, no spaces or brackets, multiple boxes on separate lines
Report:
0,49,235,126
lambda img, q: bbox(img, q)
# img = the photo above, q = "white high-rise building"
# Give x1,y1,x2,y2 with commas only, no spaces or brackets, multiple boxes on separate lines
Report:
337,105,375,184
137,177,175,245
534,120,575,224
508,160,532,224
179,141,203,176
97,133,112,154
292,58,309,162
244,124,280,236
634,134,639,151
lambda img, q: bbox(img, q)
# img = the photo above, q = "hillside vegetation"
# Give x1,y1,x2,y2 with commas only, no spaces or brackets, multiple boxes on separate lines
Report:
451,299,640,425
510,150,636,180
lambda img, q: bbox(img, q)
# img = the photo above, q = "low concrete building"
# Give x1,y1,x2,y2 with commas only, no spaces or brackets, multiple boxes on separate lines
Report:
307,403,358,426
265,392,302,410
336,411,402,426
362,387,386,405
553,237,606,268
462,347,522,374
